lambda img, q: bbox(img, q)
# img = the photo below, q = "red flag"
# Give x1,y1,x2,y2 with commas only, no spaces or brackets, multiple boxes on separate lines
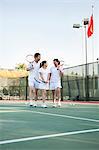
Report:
87,15,93,38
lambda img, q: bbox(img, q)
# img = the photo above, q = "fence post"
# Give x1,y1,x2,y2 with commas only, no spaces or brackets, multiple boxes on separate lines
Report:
25,76,28,100
61,76,63,101
67,75,71,98
85,75,89,101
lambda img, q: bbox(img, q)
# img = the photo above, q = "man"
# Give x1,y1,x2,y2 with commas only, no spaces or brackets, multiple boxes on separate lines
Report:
50,59,64,107
27,53,41,107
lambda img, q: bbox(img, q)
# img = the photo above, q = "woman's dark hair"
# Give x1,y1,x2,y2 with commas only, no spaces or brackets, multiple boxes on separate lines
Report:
40,61,47,68
53,59,60,65
34,53,41,58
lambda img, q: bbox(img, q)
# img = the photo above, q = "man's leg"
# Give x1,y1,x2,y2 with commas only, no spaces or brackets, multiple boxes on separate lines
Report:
56,87,61,106
29,86,33,106
52,90,55,103
52,90,57,107
32,88,38,107
46,90,50,100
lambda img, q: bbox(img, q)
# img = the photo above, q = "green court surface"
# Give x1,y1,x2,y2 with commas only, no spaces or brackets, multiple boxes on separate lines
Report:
0,102,99,150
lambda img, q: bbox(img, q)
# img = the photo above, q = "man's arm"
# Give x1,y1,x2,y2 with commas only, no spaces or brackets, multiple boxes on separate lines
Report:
26,64,34,71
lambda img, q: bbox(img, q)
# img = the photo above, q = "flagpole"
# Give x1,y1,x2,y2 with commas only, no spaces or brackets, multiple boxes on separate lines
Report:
92,5,95,97
84,22,89,100
92,5,94,64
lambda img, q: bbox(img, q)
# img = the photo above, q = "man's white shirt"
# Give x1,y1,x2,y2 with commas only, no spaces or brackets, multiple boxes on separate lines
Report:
50,66,63,83
28,61,40,81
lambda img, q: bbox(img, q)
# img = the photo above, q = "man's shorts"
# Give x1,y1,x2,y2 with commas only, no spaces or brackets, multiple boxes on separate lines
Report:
50,81,61,90
28,79,39,89
39,82,49,90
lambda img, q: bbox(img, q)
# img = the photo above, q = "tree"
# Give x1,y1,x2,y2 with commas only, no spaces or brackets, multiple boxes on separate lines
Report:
15,63,26,70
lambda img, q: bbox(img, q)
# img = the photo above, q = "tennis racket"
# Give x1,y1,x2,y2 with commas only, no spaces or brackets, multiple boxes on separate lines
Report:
59,60,68,69
26,54,34,71
25,54,34,63
34,78,47,84
59,60,64,66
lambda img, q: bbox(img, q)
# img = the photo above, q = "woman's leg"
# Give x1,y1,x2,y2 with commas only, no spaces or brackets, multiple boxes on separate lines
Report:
42,89,47,108
42,89,46,103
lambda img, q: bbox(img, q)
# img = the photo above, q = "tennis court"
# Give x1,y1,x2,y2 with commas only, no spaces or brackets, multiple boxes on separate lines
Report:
0,101,99,150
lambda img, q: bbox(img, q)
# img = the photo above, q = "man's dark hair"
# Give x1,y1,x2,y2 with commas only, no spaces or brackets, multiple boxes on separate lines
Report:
40,61,47,68
53,59,60,65
34,53,41,58
53,59,58,62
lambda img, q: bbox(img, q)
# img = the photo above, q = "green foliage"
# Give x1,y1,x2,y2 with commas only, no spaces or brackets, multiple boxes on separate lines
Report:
3,87,8,95
15,63,26,70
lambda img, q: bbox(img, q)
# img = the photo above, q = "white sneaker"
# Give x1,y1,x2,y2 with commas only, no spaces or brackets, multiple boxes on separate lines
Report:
33,103,37,107
58,102,61,107
53,103,57,108
42,104,47,108
29,102,33,107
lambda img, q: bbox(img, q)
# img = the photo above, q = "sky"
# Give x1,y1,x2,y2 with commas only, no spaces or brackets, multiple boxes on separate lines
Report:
0,0,99,69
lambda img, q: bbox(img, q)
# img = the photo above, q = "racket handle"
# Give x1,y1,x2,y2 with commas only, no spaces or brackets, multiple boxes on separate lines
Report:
28,66,34,70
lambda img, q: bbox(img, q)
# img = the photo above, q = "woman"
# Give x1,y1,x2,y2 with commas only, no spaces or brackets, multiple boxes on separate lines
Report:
39,61,50,108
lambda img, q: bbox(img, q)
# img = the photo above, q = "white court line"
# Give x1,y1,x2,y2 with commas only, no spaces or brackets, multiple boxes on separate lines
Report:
0,109,25,113
0,109,99,123
0,128,99,145
31,110,99,123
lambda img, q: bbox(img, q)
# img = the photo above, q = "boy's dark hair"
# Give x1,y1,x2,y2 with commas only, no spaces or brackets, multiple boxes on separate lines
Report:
34,53,41,58
40,61,47,68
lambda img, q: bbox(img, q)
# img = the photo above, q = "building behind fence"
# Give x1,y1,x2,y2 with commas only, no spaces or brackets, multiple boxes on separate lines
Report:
0,61,99,101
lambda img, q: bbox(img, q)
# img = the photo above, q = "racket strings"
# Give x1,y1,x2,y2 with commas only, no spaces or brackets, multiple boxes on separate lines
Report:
26,54,34,63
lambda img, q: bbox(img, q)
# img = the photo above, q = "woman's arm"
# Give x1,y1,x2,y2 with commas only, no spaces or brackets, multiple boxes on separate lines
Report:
47,73,51,82
39,72,45,82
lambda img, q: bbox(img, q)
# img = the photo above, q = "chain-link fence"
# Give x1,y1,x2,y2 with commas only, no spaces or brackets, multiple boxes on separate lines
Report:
62,61,99,101
0,61,99,101
0,77,27,100
0,77,52,100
